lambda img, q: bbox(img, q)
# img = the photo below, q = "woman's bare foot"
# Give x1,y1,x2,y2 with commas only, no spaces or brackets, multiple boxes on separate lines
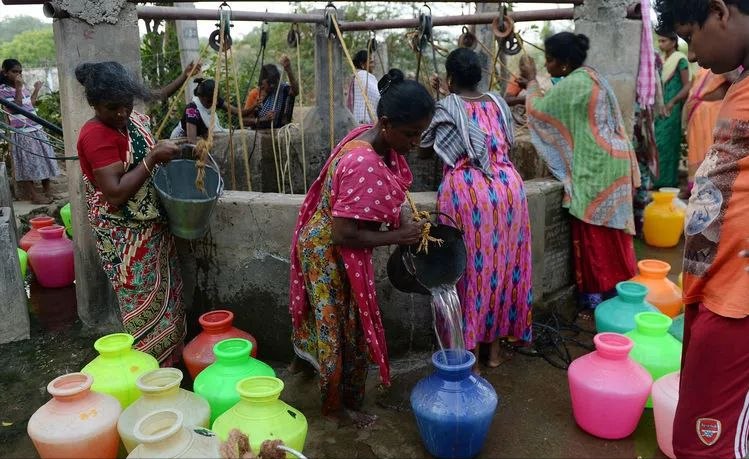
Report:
287,356,315,378
344,409,378,429
577,309,593,322
487,339,514,368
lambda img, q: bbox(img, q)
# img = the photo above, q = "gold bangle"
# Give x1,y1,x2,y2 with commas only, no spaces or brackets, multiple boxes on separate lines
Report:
143,158,153,176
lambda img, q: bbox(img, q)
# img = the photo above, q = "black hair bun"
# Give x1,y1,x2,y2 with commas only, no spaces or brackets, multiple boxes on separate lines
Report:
74,63,97,86
576,34,590,52
378,68,405,94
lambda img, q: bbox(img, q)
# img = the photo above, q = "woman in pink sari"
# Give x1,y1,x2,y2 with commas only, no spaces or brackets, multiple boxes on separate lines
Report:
289,69,434,428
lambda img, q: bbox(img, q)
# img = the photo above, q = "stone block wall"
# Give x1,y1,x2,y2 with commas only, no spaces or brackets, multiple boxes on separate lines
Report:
177,178,572,361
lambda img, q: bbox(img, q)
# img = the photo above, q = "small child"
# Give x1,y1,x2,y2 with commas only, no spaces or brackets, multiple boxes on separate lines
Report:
654,1,749,457
0,59,59,204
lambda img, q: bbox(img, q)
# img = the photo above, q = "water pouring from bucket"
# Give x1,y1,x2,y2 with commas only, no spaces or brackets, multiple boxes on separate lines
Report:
153,144,224,240
386,211,468,356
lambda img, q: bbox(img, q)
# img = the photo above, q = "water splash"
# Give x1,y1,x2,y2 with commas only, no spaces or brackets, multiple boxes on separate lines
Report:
429,285,465,356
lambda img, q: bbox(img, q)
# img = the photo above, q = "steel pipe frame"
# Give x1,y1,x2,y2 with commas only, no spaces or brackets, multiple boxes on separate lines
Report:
135,5,581,27
4,0,583,4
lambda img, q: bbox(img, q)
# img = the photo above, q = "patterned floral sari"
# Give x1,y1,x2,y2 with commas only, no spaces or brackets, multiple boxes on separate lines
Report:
289,125,412,414
82,112,186,364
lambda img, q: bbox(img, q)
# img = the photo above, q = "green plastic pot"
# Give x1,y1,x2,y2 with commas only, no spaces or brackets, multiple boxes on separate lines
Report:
17,248,27,279
60,203,73,237
81,333,159,409
193,338,275,424
595,282,658,334
625,312,682,408
213,376,307,453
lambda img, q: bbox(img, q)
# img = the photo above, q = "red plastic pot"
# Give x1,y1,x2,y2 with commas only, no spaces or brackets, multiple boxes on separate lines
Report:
183,310,258,380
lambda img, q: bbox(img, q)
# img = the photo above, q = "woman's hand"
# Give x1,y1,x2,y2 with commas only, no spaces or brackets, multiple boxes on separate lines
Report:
147,140,180,166
429,73,441,92
33,81,43,91
14,75,24,88
183,60,202,78
395,219,426,246
279,54,292,70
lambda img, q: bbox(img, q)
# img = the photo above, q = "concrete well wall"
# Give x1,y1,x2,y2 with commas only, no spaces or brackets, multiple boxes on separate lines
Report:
177,178,573,361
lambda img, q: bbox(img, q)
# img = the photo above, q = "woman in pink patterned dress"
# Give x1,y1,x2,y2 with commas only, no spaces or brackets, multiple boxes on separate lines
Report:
289,69,434,428
421,48,532,373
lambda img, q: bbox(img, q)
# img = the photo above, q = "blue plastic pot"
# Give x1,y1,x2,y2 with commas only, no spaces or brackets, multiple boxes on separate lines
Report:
411,350,498,459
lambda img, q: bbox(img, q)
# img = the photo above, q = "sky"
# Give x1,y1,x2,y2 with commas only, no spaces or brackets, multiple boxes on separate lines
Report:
0,2,573,41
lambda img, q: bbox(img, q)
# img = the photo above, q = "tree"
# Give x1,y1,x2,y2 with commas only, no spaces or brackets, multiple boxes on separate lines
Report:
0,28,56,68
0,16,49,45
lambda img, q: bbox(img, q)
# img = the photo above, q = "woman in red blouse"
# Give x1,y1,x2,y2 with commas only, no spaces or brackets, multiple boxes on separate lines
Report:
75,61,196,365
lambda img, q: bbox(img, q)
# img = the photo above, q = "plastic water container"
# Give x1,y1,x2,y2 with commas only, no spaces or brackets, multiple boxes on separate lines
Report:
652,372,680,459
568,333,652,439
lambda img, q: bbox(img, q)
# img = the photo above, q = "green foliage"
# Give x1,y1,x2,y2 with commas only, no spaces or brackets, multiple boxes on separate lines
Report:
141,18,184,136
0,16,49,45
0,28,56,67
35,90,61,128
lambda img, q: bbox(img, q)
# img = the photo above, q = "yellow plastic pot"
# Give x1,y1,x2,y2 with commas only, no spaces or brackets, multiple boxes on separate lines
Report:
212,376,307,454
643,191,685,248
81,333,159,409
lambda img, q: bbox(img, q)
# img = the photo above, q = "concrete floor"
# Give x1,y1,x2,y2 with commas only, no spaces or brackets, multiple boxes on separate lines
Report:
1,191,683,458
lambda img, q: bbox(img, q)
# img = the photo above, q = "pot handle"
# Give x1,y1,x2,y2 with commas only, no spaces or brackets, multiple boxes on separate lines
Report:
206,151,224,197
427,211,464,233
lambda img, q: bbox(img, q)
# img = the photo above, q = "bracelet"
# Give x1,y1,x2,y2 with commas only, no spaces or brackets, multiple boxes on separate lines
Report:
143,158,153,176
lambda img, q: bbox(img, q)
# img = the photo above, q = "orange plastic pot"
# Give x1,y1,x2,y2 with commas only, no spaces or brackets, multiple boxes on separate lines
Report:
630,260,683,318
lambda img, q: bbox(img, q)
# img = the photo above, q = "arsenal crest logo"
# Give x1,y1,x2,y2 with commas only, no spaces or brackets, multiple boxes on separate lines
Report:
696,418,722,446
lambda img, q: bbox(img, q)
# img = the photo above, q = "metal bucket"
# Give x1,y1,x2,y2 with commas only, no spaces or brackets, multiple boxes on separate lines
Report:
153,153,223,240
387,212,467,294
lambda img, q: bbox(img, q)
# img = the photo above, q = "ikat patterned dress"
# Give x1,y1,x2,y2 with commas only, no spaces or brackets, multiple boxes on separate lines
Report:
436,101,533,350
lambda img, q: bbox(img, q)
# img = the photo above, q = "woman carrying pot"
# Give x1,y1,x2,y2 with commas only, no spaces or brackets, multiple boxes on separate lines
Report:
422,48,533,374
75,61,198,365
289,69,434,429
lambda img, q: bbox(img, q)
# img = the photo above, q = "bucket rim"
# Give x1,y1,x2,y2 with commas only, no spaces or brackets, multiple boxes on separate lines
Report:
153,159,223,204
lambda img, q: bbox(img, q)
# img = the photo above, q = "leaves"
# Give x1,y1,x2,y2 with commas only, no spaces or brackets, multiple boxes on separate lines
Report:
0,28,56,68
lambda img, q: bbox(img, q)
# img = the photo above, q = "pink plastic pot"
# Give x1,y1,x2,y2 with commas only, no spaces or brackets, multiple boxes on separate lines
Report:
652,372,680,459
568,333,653,439
28,225,75,288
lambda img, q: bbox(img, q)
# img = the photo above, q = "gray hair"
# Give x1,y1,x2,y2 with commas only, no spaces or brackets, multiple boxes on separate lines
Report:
75,61,151,106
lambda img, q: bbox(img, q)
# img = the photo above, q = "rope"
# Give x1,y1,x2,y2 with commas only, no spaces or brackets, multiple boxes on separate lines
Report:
275,123,298,195
154,42,211,140
295,28,307,192
269,77,284,193
330,15,377,123
194,15,226,193
223,45,236,190
405,193,443,255
229,47,252,191
327,38,335,151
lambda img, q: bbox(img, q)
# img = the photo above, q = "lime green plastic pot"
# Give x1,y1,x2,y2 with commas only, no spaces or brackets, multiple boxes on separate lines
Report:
81,333,159,409
193,338,275,424
17,248,27,279
212,376,307,453
625,312,682,408
60,203,73,237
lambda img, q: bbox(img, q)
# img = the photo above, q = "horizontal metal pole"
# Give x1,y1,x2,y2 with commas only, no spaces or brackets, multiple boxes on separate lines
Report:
5,0,584,4
339,8,576,31
0,97,63,136
136,5,325,23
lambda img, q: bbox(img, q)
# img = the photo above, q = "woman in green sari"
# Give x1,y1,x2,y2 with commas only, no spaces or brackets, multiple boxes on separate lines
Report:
654,33,691,188
519,32,640,313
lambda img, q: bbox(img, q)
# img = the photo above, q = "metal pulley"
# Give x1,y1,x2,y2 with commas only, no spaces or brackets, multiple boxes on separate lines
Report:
324,2,337,39
417,3,433,53
209,2,233,51
287,23,299,48
458,26,477,50
503,33,523,56
367,36,378,53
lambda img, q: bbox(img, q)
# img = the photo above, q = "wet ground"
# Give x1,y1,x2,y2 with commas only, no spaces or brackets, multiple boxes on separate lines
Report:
0,225,682,459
